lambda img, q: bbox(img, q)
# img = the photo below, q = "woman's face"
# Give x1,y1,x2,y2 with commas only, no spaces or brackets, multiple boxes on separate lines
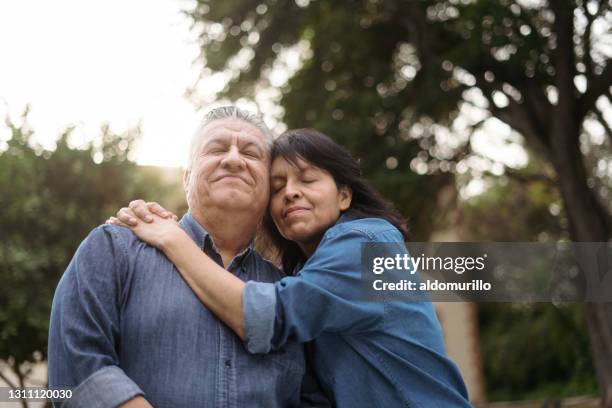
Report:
270,156,352,255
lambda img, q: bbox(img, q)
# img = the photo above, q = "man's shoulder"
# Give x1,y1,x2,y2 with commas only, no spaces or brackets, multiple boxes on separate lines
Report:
56,225,138,290
75,224,153,264
82,224,139,248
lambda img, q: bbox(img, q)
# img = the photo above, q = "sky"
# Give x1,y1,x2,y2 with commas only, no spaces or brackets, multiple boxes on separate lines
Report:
0,0,203,167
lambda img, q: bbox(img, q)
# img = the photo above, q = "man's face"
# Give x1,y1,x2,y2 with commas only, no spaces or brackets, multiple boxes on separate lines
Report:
184,118,270,218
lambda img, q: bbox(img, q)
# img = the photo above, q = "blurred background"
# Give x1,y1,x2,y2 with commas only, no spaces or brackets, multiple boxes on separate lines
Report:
1,0,610,407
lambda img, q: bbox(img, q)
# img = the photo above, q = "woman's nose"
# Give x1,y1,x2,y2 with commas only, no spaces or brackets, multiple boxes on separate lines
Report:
284,181,301,201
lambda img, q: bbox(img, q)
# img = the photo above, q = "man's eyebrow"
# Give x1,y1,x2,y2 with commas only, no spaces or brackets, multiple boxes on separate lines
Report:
202,133,266,148
202,137,228,147
241,141,265,151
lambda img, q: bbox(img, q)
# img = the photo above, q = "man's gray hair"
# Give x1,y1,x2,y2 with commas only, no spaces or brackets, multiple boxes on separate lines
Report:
187,105,274,168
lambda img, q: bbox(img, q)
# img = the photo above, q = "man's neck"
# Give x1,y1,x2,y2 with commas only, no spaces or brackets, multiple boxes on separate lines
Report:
191,208,258,267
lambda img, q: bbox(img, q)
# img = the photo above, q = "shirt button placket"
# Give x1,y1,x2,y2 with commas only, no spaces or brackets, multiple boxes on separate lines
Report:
217,324,229,408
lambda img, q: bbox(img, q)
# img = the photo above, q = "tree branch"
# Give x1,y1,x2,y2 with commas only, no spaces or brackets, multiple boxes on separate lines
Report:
475,76,552,162
15,364,28,408
581,2,595,77
0,371,18,389
551,2,578,113
593,104,612,143
494,168,557,187
474,57,551,139
522,81,551,137
509,0,549,46
579,62,612,120
394,0,435,67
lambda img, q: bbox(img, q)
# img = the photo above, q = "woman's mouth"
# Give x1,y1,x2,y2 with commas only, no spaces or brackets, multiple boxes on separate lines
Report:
284,206,309,218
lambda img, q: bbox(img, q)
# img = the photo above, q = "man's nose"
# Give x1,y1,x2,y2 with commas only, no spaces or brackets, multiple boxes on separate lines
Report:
220,146,246,170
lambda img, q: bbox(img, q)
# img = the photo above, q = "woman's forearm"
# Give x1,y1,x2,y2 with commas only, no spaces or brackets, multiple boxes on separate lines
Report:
162,231,246,339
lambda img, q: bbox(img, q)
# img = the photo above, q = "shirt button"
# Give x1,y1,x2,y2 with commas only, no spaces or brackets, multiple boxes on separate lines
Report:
225,360,232,368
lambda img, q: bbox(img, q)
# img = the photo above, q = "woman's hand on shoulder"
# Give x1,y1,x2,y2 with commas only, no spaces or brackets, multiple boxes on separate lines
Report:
106,199,177,226
106,199,181,249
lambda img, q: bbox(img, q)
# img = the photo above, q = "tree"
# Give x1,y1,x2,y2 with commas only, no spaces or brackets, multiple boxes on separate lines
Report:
184,0,612,402
462,171,596,399
0,109,172,407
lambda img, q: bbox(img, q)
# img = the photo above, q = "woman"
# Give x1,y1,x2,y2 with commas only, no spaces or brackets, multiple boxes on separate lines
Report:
111,129,470,407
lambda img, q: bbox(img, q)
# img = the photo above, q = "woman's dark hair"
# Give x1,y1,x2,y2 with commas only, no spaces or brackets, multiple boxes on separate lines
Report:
263,128,409,274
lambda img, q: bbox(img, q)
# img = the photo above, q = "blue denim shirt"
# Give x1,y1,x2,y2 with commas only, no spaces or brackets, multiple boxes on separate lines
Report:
243,217,472,408
48,213,308,408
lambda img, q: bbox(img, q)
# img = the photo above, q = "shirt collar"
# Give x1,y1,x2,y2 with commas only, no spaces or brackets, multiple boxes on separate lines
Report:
337,211,359,225
179,212,209,249
179,212,253,266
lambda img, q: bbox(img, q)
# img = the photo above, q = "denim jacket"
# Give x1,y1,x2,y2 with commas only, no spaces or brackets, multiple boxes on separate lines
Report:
243,217,472,408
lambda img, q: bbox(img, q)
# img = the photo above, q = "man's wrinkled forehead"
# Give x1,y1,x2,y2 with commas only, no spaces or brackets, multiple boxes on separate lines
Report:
198,118,270,151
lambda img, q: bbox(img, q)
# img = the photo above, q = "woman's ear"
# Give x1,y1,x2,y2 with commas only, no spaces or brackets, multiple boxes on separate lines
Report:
338,186,352,211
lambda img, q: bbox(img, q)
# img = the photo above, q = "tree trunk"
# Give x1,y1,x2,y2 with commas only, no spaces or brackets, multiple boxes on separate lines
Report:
14,364,28,408
585,304,612,407
550,110,612,407
554,138,612,407
548,3,612,402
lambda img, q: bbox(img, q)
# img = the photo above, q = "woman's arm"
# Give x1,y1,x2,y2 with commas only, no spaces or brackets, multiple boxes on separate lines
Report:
243,225,395,353
112,208,247,339
112,203,393,354
160,224,246,338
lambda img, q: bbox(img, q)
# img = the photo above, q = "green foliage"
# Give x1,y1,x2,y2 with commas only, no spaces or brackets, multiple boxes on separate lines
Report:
188,0,478,239
479,303,597,401
462,171,564,241
0,110,172,376
463,173,596,400
185,0,610,240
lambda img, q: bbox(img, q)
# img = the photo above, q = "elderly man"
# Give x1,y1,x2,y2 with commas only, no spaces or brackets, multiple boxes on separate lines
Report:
48,107,319,407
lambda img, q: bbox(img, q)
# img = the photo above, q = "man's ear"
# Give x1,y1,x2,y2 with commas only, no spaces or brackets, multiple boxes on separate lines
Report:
338,186,352,212
183,169,191,192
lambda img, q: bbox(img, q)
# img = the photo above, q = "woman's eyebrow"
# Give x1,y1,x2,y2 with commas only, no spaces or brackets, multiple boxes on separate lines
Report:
299,166,318,175
295,160,316,171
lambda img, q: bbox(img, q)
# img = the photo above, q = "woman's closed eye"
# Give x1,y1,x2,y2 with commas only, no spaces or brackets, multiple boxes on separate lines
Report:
271,182,285,193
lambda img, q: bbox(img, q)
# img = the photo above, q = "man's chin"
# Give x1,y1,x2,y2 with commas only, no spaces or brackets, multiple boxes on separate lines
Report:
212,189,266,209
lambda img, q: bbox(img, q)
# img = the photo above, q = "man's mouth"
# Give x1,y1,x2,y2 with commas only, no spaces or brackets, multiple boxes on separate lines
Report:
215,174,248,184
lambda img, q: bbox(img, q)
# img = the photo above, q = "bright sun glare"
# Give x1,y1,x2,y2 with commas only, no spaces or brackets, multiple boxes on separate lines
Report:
0,0,206,167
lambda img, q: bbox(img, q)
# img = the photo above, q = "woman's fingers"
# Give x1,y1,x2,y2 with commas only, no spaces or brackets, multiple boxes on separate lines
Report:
107,216,130,228
117,207,139,226
146,201,174,219
129,199,154,222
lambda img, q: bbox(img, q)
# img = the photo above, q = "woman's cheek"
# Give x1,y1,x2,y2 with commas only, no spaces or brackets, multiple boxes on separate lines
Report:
270,199,284,226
